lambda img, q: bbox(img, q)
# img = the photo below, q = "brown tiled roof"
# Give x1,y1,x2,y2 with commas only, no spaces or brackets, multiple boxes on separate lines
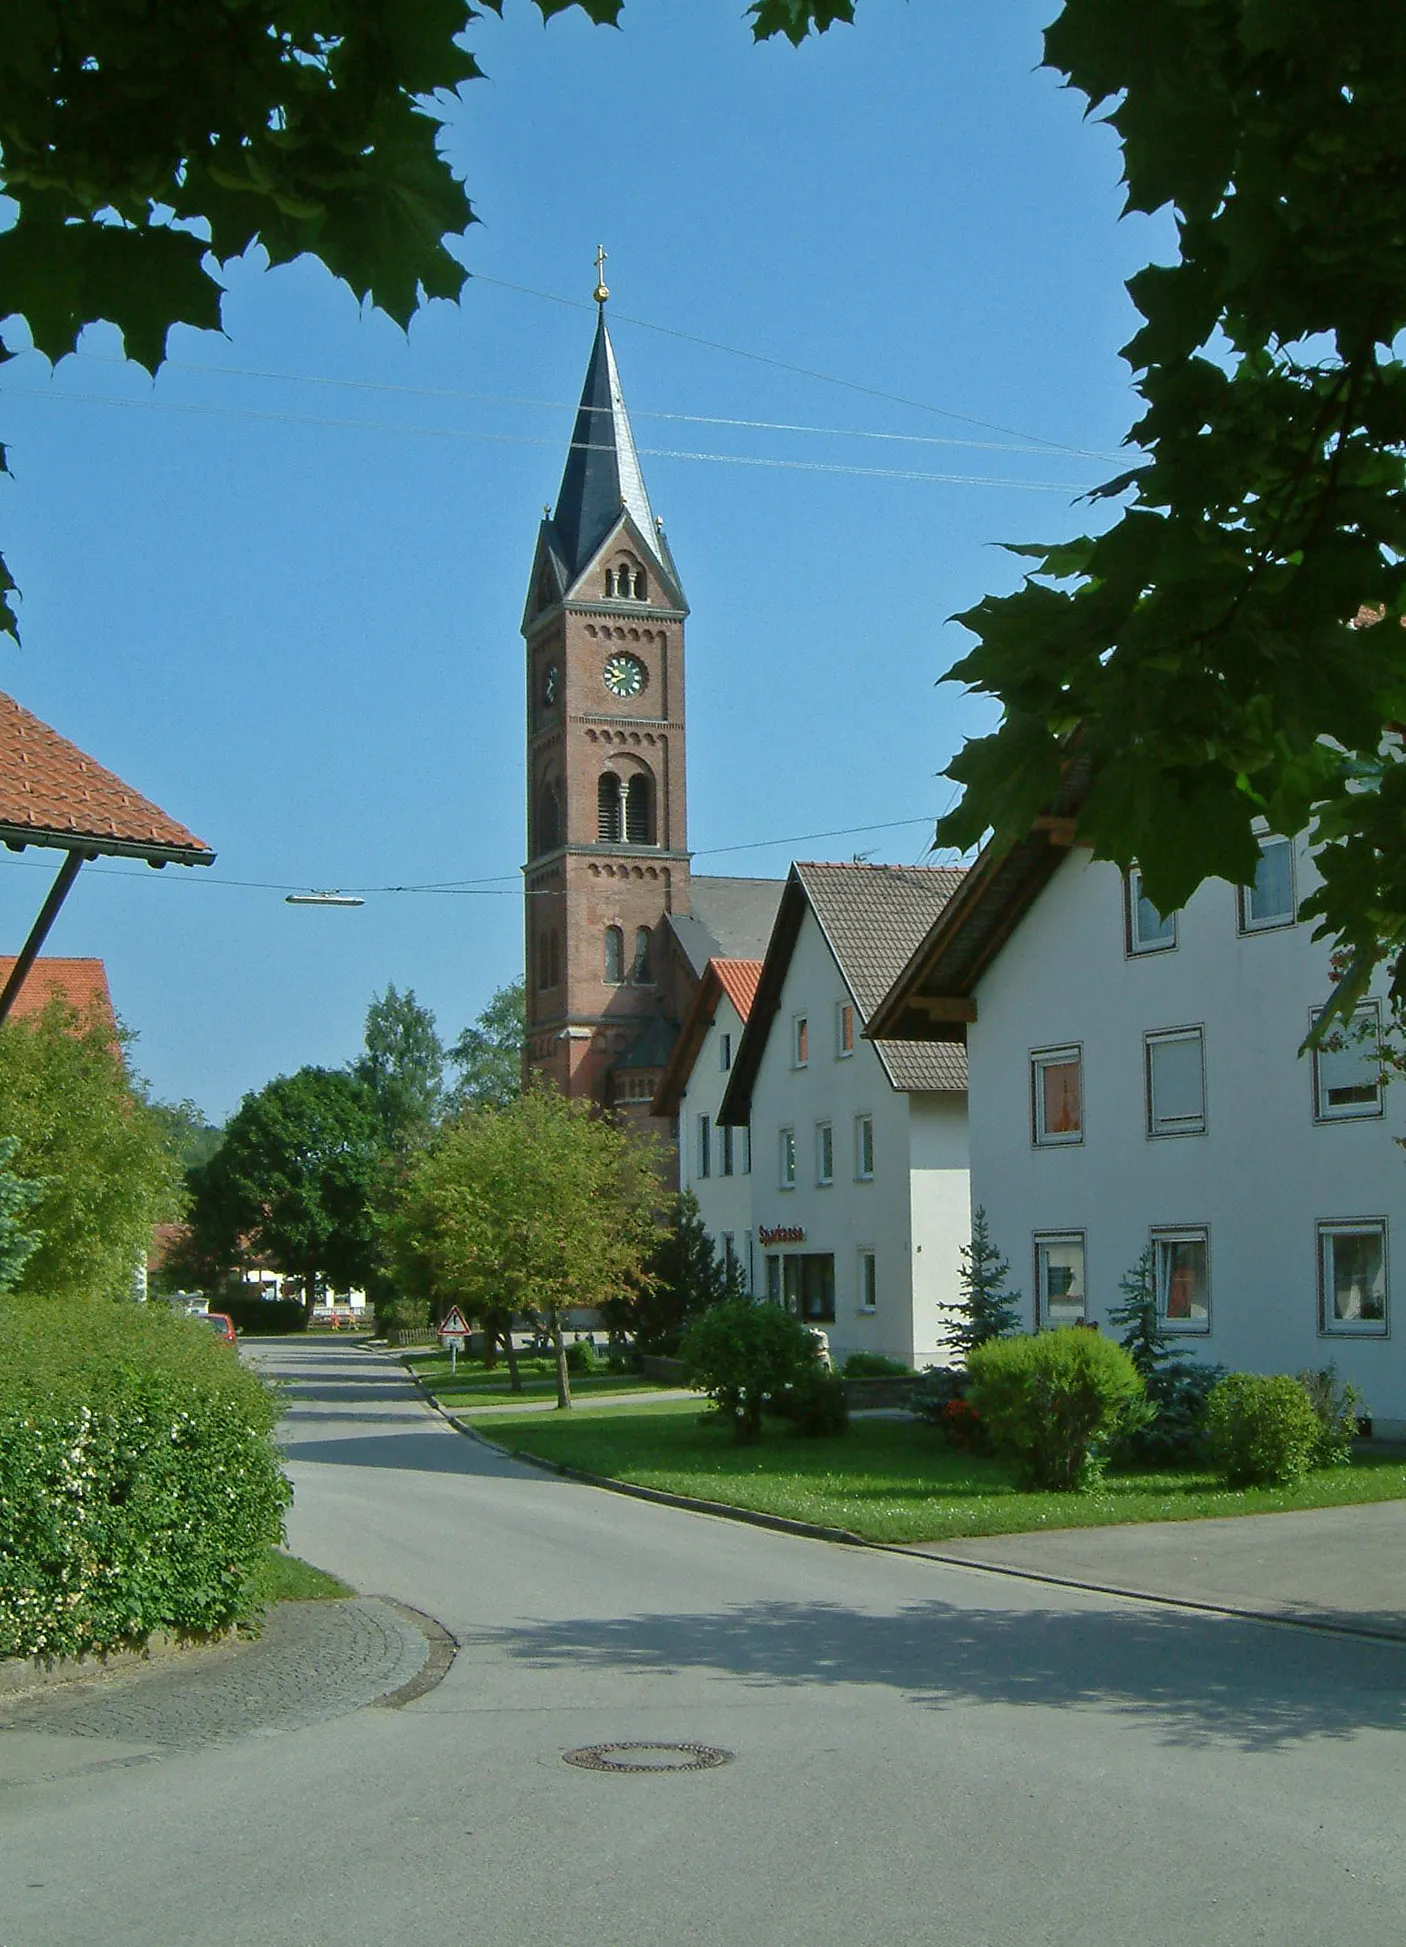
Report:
719,862,969,1120
0,693,213,863
0,955,115,1030
713,958,763,1022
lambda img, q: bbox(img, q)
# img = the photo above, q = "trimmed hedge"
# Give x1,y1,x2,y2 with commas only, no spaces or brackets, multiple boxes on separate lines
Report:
967,1329,1146,1490
1206,1373,1321,1486
0,1297,292,1661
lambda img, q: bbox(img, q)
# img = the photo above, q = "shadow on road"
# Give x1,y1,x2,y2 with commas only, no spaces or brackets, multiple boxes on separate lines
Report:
463,1595,1406,1753
281,1427,537,1479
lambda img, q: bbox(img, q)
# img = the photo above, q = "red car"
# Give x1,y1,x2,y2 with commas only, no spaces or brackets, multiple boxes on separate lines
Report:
203,1312,237,1344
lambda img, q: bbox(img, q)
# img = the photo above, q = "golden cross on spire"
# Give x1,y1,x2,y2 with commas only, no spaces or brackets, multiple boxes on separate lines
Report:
593,243,610,306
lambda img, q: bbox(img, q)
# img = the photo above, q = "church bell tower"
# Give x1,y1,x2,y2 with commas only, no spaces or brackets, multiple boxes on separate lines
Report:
521,255,691,1128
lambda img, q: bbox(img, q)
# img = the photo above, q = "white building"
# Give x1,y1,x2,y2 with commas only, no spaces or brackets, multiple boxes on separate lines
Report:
655,862,971,1370
872,824,1406,1432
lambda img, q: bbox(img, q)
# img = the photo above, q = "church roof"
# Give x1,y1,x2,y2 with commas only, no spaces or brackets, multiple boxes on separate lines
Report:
667,875,784,976
551,309,660,582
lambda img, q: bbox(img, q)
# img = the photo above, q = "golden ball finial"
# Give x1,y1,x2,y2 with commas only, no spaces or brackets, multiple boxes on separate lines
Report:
593,242,610,306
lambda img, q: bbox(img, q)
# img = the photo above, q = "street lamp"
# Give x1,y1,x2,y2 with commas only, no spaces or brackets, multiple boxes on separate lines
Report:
284,891,366,907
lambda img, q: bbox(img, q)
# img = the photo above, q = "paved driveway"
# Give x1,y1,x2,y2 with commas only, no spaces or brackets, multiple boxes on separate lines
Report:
3,1338,1404,1947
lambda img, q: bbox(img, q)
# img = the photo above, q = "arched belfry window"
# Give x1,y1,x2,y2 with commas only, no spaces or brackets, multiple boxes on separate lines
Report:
625,773,654,846
597,772,623,843
633,926,653,984
605,562,647,602
604,926,624,984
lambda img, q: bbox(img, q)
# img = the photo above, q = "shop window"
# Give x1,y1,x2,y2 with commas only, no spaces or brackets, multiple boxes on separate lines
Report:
783,1252,836,1324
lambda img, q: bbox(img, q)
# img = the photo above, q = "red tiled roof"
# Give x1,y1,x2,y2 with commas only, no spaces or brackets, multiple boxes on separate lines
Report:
712,958,763,1023
0,692,212,863
0,956,116,1030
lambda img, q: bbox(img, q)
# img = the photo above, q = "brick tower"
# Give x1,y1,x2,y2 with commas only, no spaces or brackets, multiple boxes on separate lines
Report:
521,279,691,1142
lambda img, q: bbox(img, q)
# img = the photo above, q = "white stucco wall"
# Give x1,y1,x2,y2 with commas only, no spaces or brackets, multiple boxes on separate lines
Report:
968,841,1406,1428
677,990,758,1290
741,907,970,1368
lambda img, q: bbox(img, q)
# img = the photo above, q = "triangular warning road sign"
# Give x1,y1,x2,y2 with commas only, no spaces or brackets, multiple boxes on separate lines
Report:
438,1306,470,1337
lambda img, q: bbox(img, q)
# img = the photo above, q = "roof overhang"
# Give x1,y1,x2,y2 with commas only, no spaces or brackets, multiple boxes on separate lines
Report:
0,824,214,869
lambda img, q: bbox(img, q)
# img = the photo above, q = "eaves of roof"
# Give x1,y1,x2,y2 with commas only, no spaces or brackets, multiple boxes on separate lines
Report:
651,957,763,1119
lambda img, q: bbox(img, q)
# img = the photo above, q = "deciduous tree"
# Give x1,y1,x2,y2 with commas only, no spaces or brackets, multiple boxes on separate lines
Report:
353,985,445,1151
447,978,525,1111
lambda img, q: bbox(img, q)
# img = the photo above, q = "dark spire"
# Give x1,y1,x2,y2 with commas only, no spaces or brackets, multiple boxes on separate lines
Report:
551,307,658,580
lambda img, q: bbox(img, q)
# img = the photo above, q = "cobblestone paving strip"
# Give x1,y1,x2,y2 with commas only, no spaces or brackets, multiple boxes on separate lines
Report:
0,1598,434,1763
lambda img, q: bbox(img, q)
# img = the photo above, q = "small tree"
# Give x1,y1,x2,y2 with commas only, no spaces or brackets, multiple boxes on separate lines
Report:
680,1298,822,1443
0,1136,45,1293
1107,1246,1172,1381
938,1207,1022,1364
627,1190,744,1355
352,985,444,1152
391,1087,664,1408
447,979,526,1112
188,1068,383,1316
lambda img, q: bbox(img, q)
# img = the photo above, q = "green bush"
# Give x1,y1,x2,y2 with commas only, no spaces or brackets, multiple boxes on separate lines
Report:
840,1352,913,1378
1297,1365,1364,1469
681,1299,822,1442
1206,1373,1322,1486
1112,1360,1225,1468
0,1297,292,1661
565,1338,600,1376
789,1367,850,1437
913,1364,968,1425
967,1329,1146,1490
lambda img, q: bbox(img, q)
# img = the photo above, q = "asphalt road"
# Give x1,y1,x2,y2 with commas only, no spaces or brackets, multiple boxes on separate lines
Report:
4,1338,1405,1947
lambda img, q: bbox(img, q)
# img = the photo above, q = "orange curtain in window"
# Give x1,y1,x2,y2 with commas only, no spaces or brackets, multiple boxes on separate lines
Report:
1043,1061,1080,1135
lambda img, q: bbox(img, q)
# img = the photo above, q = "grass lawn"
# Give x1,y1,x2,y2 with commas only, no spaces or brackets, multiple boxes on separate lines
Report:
474,1397,1406,1545
404,1349,677,1409
263,1548,354,1602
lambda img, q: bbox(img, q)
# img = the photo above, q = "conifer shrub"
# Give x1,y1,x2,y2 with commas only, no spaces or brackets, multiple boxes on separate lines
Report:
0,1297,291,1661
966,1329,1146,1490
1206,1373,1322,1486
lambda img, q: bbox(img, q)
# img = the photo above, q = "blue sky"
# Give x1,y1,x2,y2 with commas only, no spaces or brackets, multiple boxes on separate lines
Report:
0,0,1167,1122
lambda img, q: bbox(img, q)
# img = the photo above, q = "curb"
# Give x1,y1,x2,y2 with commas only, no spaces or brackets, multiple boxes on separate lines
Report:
0,1628,244,1702
393,1346,1406,1650
377,1600,457,1707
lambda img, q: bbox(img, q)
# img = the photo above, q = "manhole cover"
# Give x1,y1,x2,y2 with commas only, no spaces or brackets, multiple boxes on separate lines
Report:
562,1742,732,1773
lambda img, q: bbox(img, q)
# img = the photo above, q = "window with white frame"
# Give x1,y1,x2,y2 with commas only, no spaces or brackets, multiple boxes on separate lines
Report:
1313,1003,1383,1120
1319,1220,1387,1335
1031,1046,1082,1145
1146,1027,1206,1136
696,1114,711,1180
1126,868,1177,954
816,1121,834,1185
855,1114,874,1181
1153,1228,1210,1331
1035,1233,1086,1327
719,1031,732,1072
858,1249,877,1313
720,1124,735,1176
793,1015,809,1067
779,1127,796,1188
1239,835,1296,932
739,1124,752,1175
836,1002,855,1058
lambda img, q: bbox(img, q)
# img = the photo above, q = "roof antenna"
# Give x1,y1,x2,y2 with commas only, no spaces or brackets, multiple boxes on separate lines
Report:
593,243,610,307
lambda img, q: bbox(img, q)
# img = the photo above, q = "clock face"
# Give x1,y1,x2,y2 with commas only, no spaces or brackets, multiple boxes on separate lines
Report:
603,653,646,699
542,663,559,707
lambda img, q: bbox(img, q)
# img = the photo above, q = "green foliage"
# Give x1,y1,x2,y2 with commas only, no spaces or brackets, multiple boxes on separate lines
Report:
218,1294,308,1337
388,1085,664,1405
1207,1373,1323,1487
680,1298,823,1443
1297,1365,1364,1470
565,1337,599,1377
447,979,526,1112
967,1330,1146,1491
1107,1247,1172,1381
352,985,444,1150
1113,1360,1224,1470
788,1366,849,1438
0,1295,290,1659
0,999,183,1301
187,1067,383,1307
840,1352,912,1377
148,1098,223,1171
626,1189,742,1355
939,1207,1022,1364
0,1133,45,1292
